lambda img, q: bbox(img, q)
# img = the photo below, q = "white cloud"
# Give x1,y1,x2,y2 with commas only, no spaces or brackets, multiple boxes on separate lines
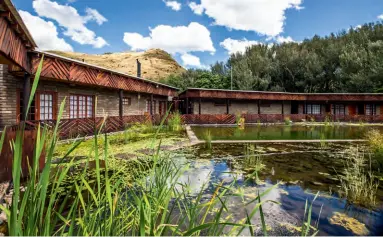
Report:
220,38,261,55
189,0,303,37
378,14,383,20
164,1,182,11
123,22,215,54
181,53,202,67
32,0,108,48
19,10,73,52
275,36,294,44
189,2,204,15
84,8,107,25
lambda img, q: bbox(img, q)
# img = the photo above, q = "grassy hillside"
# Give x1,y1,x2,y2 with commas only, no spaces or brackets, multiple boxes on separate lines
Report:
47,49,186,81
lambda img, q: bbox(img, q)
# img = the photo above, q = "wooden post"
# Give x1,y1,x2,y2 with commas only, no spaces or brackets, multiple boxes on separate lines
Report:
226,99,230,114
22,73,31,121
119,90,123,118
198,98,201,115
186,97,189,114
281,101,284,115
258,100,261,114
150,94,154,115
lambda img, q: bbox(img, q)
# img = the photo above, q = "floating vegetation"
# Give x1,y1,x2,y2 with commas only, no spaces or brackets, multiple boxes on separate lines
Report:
329,212,369,236
337,147,380,208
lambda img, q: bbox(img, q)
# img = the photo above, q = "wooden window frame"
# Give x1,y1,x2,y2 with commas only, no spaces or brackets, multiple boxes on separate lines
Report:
17,90,58,122
37,92,56,120
306,104,321,115
69,94,95,119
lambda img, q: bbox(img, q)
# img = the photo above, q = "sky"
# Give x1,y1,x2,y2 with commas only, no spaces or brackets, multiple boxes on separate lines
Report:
12,0,383,69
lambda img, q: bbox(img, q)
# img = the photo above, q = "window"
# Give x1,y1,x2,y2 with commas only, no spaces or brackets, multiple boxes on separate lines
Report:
333,104,345,115
306,104,321,115
159,101,167,115
70,94,94,119
365,104,376,115
146,100,157,114
39,93,53,120
123,97,131,106
18,91,36,121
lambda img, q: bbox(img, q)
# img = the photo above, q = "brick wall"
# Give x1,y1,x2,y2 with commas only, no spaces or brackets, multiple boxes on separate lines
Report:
0,64,18,127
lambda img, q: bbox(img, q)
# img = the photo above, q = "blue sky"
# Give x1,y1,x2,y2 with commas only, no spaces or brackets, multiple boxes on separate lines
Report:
13,0,383,69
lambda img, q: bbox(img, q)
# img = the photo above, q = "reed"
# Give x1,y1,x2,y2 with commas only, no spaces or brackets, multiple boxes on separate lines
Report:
167,111,183,132
337,147,380,208
244,144,265,183
203,129,212,149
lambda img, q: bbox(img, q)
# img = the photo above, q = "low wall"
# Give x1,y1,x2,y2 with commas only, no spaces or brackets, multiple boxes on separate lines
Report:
12,113,383,140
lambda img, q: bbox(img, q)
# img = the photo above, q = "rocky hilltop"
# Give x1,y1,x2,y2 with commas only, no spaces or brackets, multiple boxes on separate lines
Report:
47,49,185,81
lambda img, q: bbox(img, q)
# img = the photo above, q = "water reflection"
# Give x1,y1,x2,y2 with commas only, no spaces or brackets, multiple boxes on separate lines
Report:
192,125,383,141
173,143,383,235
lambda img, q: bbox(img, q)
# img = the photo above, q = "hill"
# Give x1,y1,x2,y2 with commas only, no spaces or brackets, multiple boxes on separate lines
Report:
47,49,186,81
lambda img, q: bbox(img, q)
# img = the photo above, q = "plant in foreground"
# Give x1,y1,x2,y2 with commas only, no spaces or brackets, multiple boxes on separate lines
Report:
337,147,380,208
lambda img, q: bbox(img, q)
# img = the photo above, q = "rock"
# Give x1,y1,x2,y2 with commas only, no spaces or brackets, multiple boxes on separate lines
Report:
329,212,369,236
266,147,278,152
310,181,324,186
287,180,300,185
279,189,289,195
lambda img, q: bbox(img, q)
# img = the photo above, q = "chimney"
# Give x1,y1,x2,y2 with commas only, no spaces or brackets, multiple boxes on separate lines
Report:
136,59,141,78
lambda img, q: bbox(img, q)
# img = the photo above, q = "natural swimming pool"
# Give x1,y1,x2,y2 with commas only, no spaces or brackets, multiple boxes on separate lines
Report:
191,125,383,141
173,142,383,236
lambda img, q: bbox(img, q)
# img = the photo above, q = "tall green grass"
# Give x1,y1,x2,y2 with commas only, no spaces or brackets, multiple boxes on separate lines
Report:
337,147,380,208
0,57,320,236
167,111,183,132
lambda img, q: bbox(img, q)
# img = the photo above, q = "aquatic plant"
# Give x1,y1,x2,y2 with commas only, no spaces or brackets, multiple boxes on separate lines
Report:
203,129,212,149
337,147,380,208
366,129,383,154
167,111,183,132
365,129,383,169
324,116,330,126
244,144,265,183
284,116,292,125
320,133,327,148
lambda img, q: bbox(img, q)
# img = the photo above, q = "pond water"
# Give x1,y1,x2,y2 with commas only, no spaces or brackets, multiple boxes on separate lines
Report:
172,142,383,236
191,125,383,141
